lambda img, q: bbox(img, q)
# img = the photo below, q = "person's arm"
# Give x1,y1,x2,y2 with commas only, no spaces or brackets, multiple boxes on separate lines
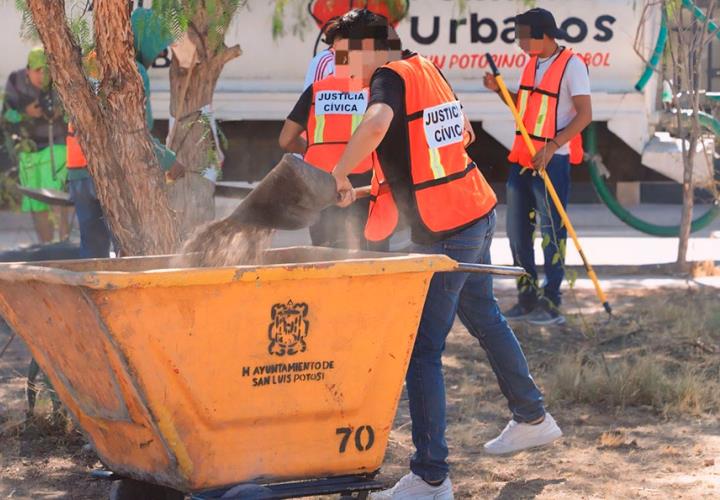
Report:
133,60,182,176
280,86,312,153
530,95,591,170
332,102,394,206
531,58,592,170
278,119,307,154
463,112,475,145
3,73,40,122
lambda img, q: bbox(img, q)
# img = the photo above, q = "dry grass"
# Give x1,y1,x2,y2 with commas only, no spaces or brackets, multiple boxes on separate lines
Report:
546,286,720,416
548,354,720,415
596,430,638,449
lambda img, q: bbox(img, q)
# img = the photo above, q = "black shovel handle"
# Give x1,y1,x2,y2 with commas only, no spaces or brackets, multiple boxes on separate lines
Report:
453,263,526,277
486,53,500,76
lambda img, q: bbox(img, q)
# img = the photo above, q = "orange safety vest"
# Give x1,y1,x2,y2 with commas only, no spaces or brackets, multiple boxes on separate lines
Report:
365,163,399,242
66,123,87,169
305,75,374,174
507,48,586,169
365,54,497,240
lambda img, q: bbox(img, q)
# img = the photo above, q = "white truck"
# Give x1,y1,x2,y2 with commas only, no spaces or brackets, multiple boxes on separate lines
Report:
0,1,708,191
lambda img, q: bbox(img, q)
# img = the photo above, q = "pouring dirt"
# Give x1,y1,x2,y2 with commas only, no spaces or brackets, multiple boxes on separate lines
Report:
179,154,339,267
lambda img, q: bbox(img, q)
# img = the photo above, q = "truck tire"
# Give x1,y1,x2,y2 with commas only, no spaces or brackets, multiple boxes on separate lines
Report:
109,478,184,500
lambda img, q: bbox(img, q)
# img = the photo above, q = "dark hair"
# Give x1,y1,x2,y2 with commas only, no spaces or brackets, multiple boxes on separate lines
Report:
320,17,340,45
324,8,390,44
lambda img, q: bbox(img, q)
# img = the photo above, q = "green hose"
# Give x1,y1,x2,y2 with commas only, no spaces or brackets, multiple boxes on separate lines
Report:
695,110,720,136
636,1,720,91
586,122,719,237
618,0,719,235
682,0,720,42
635,11,667,92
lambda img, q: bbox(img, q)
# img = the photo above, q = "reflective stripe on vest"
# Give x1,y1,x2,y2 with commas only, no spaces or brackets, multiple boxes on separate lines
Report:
507,48,586,168
367,54,496,235
305,75,374,174
66,123,87,169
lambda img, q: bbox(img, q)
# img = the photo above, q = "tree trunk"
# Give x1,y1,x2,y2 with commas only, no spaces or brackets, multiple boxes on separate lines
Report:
676,16,703,272
167,10,241,240
27,0,179,256
677,139,695,270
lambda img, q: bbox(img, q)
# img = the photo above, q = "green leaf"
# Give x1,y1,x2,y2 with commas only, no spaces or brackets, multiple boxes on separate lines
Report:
552,252,561,265
541,234,551,249
566,269,578,289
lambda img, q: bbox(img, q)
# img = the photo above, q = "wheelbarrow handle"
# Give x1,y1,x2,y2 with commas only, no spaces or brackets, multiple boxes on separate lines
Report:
453,263,526,277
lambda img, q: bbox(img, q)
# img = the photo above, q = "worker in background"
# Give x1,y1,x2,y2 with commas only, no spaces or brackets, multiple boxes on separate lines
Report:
65,52,112,259
484,8,592,326
331,10,562,499
65,10,186,259
131,8,185,181
280,19,389,251
2,47,71,243
304,26,336,90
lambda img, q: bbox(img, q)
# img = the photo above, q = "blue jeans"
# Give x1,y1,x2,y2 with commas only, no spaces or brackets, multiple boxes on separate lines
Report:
408,211,545,481
68,177,112,258
506,155,571,308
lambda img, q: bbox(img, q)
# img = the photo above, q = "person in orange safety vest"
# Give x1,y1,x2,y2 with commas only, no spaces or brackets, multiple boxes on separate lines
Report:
484,7,592,327
280,20,389,251
65,50,113,259
328,10,561,499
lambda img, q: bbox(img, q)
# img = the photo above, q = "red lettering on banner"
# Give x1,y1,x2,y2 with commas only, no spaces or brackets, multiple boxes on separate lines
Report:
579,52,611,67
429,55,447,69
425,52,609,70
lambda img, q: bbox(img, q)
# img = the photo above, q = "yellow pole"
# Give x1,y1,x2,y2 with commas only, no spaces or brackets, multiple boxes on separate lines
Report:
485,54,611,316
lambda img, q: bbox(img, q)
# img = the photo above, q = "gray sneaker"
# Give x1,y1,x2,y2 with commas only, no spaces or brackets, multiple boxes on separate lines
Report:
526,302,565,325
504,303,535,320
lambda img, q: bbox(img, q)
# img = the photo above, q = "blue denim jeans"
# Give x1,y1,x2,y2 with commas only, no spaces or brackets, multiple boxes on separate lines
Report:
506,155,571,308
68,177,112,259
408,211,545,482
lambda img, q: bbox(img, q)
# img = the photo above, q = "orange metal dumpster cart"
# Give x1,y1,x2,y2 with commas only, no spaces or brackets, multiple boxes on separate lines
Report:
0,247,520,499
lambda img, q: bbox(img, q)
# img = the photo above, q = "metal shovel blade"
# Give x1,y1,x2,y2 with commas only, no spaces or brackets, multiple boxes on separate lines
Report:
228,154,338,230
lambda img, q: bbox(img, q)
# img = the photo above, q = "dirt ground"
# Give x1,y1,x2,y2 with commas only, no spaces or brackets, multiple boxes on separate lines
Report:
1,285,718,499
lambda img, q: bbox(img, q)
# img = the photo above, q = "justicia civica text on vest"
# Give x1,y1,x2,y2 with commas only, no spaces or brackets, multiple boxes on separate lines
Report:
424,104,461,126
317,91,367,114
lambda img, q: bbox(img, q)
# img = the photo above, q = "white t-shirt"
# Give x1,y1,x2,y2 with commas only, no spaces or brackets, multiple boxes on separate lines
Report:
303,49,335,90
531,51,591,155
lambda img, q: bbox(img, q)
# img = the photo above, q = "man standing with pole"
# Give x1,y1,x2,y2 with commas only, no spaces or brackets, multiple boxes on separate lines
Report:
484,8,594,325
331,10,562,499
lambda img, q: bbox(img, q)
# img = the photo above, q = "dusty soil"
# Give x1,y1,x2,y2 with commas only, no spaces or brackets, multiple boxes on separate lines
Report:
1,286,718,499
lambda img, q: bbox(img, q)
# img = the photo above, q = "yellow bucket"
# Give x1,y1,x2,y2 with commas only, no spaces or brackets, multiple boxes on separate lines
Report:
0,247,457,491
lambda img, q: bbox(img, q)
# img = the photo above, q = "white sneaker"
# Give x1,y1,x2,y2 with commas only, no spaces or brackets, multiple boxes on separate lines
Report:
370,472,453,500
484,412,563,455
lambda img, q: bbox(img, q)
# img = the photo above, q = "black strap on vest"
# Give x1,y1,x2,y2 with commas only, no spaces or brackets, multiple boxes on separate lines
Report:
412,162,477,191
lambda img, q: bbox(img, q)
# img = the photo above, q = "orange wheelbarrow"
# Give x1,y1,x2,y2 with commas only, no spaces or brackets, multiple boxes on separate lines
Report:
0,247,522,499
